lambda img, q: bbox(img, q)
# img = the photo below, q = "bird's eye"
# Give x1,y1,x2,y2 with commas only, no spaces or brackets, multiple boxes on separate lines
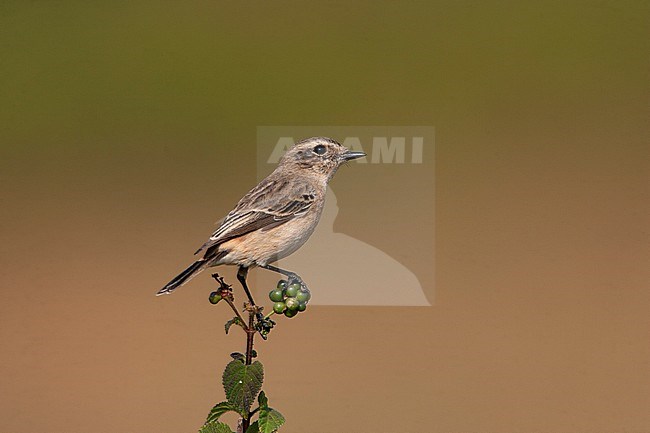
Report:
313,144,327,155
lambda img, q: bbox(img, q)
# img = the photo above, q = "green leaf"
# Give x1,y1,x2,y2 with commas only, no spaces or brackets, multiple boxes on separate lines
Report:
206,401,238,424
245,421,260,433
225,317,245,334
258,391,269,408
257,391,285,433
222,359,264,416
199,421,234,433
259,408,285,433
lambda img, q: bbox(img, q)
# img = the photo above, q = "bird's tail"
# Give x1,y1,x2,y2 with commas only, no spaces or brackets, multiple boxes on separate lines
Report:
156,259,209,296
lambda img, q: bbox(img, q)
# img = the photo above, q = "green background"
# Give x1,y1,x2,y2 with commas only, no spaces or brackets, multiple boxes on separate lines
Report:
1,2,648,433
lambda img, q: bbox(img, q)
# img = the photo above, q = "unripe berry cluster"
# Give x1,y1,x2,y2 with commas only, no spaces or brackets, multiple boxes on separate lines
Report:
268,280,311,318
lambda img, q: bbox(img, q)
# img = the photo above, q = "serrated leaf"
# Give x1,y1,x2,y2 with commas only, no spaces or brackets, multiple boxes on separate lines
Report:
222,359,264,416
257,391,285,433
225,317,244,334
199,421,234,433
259,408,285,433
206,401,237,423
245,421,260,433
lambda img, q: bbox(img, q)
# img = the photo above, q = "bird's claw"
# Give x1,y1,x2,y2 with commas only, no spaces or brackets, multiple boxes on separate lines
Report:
288,275,309,293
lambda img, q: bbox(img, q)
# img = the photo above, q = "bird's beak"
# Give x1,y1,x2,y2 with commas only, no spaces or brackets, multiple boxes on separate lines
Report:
341,150,366,161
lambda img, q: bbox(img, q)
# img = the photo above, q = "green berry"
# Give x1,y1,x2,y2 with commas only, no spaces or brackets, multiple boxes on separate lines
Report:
296,290,311,303
284,308,298,318
285,283,300,298
277,280,288,290
208,291,222,304
298,301,307,312
269,289,284,302
285,297,300,311
273,302,286,314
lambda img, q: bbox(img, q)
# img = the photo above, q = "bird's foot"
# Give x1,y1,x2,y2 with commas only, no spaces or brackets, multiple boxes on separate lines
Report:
287,274,309,294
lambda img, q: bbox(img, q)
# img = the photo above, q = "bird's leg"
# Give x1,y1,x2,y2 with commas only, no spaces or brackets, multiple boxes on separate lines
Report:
237,266,256,306
237,266,264,323
260,264,310,293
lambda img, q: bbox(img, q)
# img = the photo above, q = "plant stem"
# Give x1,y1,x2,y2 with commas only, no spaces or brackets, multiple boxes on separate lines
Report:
213,273,258,433
241,309,256,433
224,297,249,331
245,312,255,364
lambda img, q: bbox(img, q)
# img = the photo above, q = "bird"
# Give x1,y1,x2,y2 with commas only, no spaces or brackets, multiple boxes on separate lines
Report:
156,137,366,305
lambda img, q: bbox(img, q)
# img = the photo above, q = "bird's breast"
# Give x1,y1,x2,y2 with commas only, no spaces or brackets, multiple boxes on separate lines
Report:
215,208,323,267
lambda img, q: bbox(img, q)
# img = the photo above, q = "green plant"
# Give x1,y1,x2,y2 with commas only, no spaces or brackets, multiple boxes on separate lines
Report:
198,274,309,433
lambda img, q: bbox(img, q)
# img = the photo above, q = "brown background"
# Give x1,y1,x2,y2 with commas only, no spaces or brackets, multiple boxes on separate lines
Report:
1,2,648,432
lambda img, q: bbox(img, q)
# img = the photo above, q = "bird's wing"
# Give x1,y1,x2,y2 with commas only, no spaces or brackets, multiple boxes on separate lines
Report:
195,177,317,257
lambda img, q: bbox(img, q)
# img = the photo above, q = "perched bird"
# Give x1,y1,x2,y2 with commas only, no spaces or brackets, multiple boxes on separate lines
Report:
156,137,365,304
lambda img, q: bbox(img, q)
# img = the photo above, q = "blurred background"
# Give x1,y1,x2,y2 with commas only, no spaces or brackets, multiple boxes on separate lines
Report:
0,1,648,432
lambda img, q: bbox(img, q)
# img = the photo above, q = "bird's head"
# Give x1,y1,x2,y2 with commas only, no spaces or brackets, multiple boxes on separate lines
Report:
280,137,366,180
